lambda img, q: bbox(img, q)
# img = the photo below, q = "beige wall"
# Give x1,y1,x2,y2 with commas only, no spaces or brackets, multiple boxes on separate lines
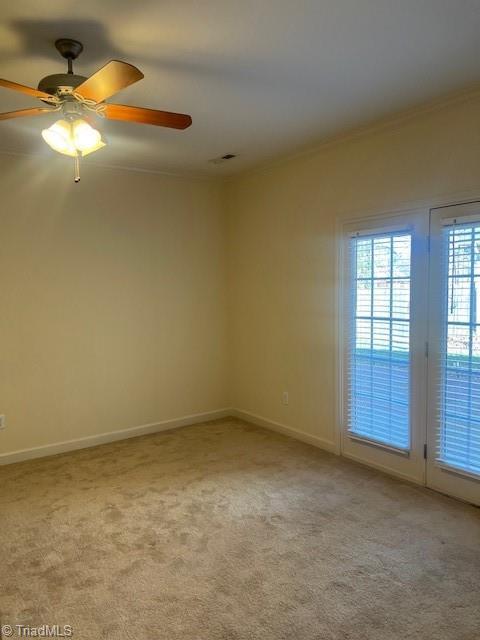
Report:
4,91,480,460
0,154,228,455
226,93,480,449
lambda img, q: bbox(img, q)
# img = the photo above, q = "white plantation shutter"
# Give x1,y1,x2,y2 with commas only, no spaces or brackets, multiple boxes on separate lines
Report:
347,230,412,450
436,222,480,476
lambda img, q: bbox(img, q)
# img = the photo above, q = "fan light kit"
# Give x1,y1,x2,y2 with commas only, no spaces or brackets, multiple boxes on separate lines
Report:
0,39,192,182
42,119,105,157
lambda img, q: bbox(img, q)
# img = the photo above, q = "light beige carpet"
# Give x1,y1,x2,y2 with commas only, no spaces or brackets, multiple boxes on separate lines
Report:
1,418,479,640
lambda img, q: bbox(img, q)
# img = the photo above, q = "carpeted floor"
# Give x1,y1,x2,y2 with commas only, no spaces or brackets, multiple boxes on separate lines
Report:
1,418,479,640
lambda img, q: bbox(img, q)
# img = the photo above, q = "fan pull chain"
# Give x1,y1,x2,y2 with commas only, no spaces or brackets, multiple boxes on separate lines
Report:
74,155,80,183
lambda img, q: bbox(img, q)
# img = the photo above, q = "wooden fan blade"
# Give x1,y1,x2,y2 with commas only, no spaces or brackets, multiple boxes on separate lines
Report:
0,107,53,121
104,103,192,129
0,79,55,101
74,60,144,103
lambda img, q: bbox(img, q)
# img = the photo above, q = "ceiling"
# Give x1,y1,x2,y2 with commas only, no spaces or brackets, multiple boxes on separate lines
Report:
1,0,480,177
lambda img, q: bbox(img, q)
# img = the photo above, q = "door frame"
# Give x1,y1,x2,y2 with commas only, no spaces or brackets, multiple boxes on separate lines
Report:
426,202,480,506
334,190,480,499
338,208,429,485
335,189,480,500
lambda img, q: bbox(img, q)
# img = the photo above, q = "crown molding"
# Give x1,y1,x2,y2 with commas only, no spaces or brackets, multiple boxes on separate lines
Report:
0,148,219,183
224,82,480,183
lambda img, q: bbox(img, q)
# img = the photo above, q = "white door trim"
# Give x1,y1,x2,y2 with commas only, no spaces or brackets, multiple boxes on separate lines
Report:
335,189,480,497
426,202,480,505
338,209,429,485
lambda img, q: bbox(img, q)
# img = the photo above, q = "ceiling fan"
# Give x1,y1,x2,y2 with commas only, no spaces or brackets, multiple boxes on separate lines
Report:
0,39,192,182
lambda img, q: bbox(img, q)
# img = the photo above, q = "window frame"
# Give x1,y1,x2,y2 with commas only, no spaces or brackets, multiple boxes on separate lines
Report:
338,210,429,486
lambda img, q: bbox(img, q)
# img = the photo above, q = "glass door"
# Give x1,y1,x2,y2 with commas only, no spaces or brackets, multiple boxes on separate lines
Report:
427,203,480,505
341,211,428,485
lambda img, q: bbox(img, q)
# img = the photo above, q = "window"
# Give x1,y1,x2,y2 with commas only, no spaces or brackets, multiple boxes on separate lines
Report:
438,223,480,475
347,230,412,450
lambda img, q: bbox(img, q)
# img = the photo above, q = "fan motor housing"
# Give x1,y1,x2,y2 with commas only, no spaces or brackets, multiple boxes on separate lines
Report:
38,73,87,98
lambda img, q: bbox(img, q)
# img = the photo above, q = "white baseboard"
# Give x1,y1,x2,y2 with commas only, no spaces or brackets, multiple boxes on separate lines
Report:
232,408,338,454
1,406,338,467
0,408,232,466
341,451,423,486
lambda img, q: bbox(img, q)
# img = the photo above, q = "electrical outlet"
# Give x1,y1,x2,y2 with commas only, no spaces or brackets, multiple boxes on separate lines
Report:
282,391,289,406
0,415,5,430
